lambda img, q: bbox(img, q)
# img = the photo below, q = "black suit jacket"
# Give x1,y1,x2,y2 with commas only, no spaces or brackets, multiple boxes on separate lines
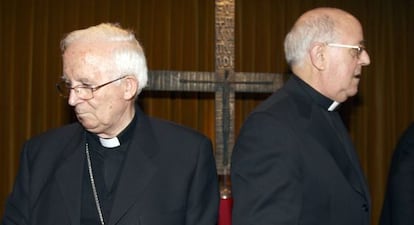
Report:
2,107,219,225
380,123,414,225
231,76,371,225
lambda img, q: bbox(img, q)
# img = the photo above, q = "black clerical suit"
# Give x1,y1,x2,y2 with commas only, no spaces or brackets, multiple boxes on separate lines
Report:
231,75,371,225
2,106,219,225
380,123,414,225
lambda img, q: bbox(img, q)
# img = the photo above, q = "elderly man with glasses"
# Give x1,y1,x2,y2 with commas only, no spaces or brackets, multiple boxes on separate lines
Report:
2,23,219,225
231,7,371,225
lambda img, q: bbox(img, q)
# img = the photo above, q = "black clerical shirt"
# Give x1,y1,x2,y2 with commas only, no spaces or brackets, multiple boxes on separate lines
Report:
81,115,137,225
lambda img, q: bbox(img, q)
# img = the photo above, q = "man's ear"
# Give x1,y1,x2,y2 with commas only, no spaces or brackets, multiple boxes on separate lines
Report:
123,76,138,100
309,43,326,71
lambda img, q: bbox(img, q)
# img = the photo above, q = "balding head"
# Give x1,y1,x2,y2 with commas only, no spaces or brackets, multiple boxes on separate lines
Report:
283,7,369,103
284,7,361,67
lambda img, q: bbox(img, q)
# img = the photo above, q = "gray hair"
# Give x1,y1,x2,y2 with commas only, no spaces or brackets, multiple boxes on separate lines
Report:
61,23,148,95
284,14,338,67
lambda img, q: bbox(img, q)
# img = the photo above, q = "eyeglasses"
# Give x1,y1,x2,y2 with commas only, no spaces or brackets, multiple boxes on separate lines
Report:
56,75,127,100
327,43,366,58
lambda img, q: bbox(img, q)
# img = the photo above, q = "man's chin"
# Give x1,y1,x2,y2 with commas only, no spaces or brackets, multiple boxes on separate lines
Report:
347,89,359,99
77,119,98,132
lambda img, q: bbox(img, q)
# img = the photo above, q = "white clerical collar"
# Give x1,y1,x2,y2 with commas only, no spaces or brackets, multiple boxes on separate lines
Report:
328,101,340,111
99,137,121,148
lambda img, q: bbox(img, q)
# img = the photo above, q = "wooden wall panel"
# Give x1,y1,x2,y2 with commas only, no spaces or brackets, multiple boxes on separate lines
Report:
1,1,413,224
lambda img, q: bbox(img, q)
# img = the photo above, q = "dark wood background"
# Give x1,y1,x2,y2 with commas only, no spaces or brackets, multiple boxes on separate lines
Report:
1,1,413,224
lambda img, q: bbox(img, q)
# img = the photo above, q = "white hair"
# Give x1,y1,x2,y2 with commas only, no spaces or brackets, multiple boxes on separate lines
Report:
61,23,148,96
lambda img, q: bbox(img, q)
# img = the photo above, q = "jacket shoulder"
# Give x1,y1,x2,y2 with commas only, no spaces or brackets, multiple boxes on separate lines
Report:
149,117,209,141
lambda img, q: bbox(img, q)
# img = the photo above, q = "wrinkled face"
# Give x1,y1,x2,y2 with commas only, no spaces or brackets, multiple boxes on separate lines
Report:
62,42,131,137
321,17,371,102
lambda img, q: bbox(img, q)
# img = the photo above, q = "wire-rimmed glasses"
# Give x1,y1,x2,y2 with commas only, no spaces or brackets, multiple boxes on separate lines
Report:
327,43,366,58
56,75,127,100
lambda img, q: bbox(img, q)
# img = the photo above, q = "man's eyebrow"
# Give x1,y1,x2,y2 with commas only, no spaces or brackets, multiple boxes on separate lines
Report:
60,76,93,86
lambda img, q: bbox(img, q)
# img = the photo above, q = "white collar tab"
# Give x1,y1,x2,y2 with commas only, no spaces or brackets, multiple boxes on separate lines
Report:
99,137,121,148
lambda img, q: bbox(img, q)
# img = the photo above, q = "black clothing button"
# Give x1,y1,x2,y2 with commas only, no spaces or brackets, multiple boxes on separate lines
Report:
361,204,368,212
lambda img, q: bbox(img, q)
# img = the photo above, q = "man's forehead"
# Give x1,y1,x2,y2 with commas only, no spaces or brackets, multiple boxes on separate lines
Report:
63,54,114,80
64,42,113,64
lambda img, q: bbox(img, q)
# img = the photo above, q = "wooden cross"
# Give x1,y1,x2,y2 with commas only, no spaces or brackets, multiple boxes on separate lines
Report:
144,0,284,175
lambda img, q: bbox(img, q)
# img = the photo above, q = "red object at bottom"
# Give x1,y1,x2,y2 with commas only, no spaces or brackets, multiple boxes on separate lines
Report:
218,198,233,225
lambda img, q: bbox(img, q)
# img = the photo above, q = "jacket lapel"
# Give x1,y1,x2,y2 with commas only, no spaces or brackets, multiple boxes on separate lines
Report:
55,127,85,225
108,110,158,225
334,118,370,201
